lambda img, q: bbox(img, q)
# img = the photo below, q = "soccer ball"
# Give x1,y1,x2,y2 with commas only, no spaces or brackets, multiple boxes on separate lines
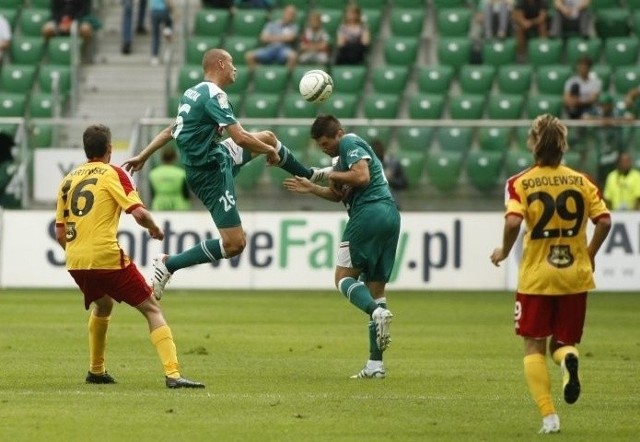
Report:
299,70,333,104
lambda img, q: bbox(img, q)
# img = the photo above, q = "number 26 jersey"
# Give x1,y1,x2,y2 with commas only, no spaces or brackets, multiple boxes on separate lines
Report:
505,165,610,295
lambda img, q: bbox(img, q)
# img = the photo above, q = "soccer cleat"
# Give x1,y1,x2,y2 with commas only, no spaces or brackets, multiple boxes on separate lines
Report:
538,413,560,434
371,307,393,351
350,366,386,379
165,376,205,389
562,353,581,404
151,254,172,300
85,371,117,384
309,166,333,183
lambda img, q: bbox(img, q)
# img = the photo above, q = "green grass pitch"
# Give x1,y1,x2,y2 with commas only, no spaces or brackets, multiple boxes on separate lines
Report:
0,290,638,441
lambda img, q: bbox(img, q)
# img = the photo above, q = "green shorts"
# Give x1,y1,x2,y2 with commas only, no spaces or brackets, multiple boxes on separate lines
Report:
340,200,401,282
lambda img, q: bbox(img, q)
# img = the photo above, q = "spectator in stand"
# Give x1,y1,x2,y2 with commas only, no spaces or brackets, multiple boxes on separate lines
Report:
477,0,514,40
149,146,191,211
603,152,640,210
624,85,640,118
371,139,408,210
149,0,173,66
121,0,148,55
512,0,549,62
563,56,601,120
335,4,370,66
0,13,11,63
297,11,331,66
42,0,101,48
245,4,299,71
550,0,591,40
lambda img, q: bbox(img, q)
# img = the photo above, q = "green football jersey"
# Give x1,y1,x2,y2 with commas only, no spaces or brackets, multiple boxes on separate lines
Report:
336,133,393,215
171,81,238,167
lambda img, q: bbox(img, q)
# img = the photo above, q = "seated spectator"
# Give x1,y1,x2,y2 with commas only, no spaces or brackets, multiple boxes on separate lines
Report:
297,11,330,66
335,4,370,66
245,4,299,71
624,85,640,118
149,146,191,211
477,0,514,40
563,56,600,120
603,152,640,210
512,0,549,62
0,13,11,63
372,139,408,210
550,0,591,39
42,0,102,48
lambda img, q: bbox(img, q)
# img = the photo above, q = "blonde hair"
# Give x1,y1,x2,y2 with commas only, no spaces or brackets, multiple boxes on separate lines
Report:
527,114,568,167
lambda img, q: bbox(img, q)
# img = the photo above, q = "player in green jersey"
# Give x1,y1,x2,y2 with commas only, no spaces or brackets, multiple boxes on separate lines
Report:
283,114,400,379
123,48,330,299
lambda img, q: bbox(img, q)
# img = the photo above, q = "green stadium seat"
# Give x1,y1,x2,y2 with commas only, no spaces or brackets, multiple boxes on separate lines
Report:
319,9,343,37
281,94,317,118
330,65,367,93
504,149,533,177
362,8,382,36
358,126,394,146
449,94,485,119
193,8,230,37
38,65,72,96
565,37,602,65
437,38,472,71
227,93,243,115
383,37,419,65
0,65,36,94
527,38,563,67
478,127,512,152
10,37,46,64
186,36,222,65
395,0,427,6
604,37,640,67
223,36,258,65
319,93,359,118
465,150,503,193
632,11,640,37
0,93,26,117
18,9,50,37
358,0,387,7
426,150,463,193
31,0,52,8
275,125,311,153
390,8,425,37
167,94,180,117
436,8,472,37
458,64,496,95
363,94,400,119
482,38,517,67
416,65,455,94
177,65,202,92
591,64,611,91
29,93,56,118
536,65,572,95
526,94,563,118
0,9,17,31
614,66,640,95
225,65,251,94
629,0,640,10
253,65,290,93
497,64,533,94
231,9,269,37
235,155,265,191
436,127,473,153
0,0,23,8
589,0,621,11
320,0,348,9
562,151,583,170
371,65,410,94
243,93,281,118
595,9,631,38
29,124,54,149
396,127,434,153
47,36,74,65
408,93,445,119
487,94,524,120
396,150,425,188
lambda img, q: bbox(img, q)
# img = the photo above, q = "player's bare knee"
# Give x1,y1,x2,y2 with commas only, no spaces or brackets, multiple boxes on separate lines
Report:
224,238,246,257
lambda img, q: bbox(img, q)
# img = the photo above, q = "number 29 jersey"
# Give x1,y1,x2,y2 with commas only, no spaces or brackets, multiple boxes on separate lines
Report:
55,161,144,270
505,165,610,295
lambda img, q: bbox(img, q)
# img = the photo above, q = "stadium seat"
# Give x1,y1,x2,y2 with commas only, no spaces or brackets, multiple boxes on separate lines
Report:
29,93,56,118
47,36,73,65
362,8,382,36
18,9,50,37
487,94,524,120
358,126,393,146
562,151,583,170
0,93,26,117
395,0,427,7
416,65,455,94
0,9,17,31
0,65,36,95
396,150,426,188
436,8,472,37
10,37,46,65
449,95,485,120
363,95,400,119
223,36,258,65
390,8,425,37
629,0,640,10
604,37,640,68
396,127,434,153
437,38,472,71
193,8,230,37
253,65,290,93
458,64,496,95
504,149,532,177
38,65,72,96
331,65,367,93
436,127,473,153
358,0,387,7
243,94,281,118
465,150,503,193
426,150,463,193
371,65,410,94
275,125,311,153
167,94,180,117
186,37,222,65
177,65,202,92
319,9,343,37
614,67,640,95
30,0,51,8
319,93,359,118
536,65,572,95
235,155,266,191
527,38,563,67
408,93,445,119
29,124,54,148
591,64,611,91
383,37,419,66
589,0,621,10
565,37,602,65
281,94,317,118
231,9,269,37
225,65,251,94
595,9,631,39
497,64,533,94
482,38,517,67
478,127,512,152
227,93,243,115
526,95,563,118
632,11,640,37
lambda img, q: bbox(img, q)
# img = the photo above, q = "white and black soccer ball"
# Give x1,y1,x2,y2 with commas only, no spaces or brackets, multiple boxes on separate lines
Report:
299,69,333,104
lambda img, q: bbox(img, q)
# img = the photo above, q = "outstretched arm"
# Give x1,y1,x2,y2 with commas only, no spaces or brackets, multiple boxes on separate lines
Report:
283,176,342,202
122,124,174,173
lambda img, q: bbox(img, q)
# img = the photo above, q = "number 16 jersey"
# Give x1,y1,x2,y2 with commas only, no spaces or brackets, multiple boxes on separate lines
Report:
505,164,610,295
